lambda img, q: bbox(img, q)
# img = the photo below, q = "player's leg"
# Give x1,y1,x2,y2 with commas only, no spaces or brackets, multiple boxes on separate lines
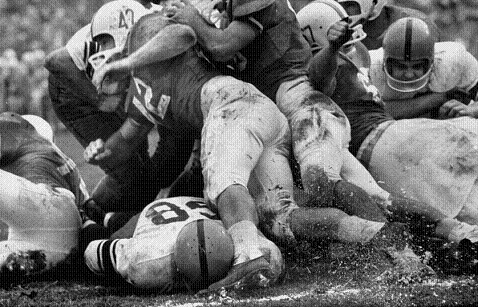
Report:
276,77,349,205
386,194,478,244
0,170,81,275
361,119,478,219
289,207,384,243
456,179,478,225
200,76,285,289
341,150,391,202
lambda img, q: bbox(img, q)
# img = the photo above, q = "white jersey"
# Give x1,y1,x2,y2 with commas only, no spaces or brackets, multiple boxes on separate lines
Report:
369,42,478,100
84,197,221,290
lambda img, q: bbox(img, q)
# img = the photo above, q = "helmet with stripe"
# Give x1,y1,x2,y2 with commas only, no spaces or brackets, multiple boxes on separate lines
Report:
175,219,234,290
383,17,435,92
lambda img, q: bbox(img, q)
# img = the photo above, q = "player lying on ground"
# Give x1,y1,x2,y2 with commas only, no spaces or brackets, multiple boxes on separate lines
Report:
297,0,478,244
83,195,388,292
0,112,87,284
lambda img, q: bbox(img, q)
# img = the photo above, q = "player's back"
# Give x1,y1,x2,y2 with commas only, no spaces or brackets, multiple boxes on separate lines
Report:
227,0,311,99
127,14,218,135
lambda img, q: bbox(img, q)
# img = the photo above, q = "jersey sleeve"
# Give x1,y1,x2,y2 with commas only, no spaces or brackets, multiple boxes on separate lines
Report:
429,42,478,93
230,0,275,18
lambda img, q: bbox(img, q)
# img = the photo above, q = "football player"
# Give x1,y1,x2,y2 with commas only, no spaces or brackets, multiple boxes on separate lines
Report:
86,0,295,291
298,0,478,238
166,0,402,213
84,197,236,292
335,0,440,50
368,17,478,119
0,112,87,283
83,194,386,292
44,0,198,213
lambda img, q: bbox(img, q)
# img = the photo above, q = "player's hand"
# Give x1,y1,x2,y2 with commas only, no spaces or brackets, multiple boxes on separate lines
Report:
169,0,201,25
328,18,353,51
457,102,478,118
438,99,467,118
92,60,130,95
84,139,112,165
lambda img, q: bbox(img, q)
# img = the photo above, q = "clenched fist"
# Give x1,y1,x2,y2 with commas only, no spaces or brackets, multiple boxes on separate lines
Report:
84,139,112,165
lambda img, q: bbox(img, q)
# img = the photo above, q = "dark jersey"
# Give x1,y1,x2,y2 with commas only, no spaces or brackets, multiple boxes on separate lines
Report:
331,56,393,156
0,112,88,206
224,0,311,100
126,16,217,137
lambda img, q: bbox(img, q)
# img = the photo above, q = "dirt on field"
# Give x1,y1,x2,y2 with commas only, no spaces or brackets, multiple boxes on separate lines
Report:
1,131,478,307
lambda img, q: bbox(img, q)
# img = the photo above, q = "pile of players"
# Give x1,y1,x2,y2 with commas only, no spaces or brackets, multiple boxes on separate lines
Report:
2,0,478,293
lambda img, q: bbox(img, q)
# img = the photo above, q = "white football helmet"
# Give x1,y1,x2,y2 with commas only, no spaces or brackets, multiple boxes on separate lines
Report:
297,0,366,53
88,0,152,72
335,0,384,24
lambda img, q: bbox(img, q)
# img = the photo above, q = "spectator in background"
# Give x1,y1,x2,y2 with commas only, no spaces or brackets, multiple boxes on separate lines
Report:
0,49,29,115
21,44,50,120
432,0,478,58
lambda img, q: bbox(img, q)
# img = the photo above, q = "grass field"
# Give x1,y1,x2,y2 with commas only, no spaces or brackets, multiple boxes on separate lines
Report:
1,131,478,306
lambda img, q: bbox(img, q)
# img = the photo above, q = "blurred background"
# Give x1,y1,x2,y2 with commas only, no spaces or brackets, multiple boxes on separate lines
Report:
0,0,477,130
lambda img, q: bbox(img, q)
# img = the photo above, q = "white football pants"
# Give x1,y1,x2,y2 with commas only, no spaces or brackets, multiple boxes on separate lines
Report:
0,169,81,273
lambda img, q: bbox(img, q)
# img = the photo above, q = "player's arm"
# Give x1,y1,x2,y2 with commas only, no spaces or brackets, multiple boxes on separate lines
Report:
171,0,259,61
309,20,351,95
309,47,339,96
439,99,478,118
92,23,197,92
45,47,100,105
84,117,153,169
384,92,448,119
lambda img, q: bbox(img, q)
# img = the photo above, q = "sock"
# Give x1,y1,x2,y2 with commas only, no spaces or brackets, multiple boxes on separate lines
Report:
227,221,263,265
336,216,385,243
104,212,137,233
78,223,110,254
84,239,121,276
